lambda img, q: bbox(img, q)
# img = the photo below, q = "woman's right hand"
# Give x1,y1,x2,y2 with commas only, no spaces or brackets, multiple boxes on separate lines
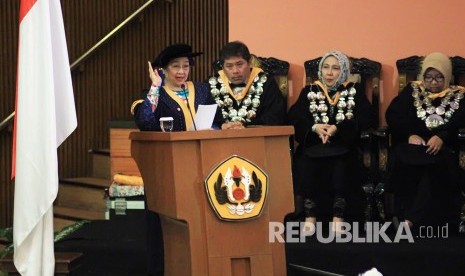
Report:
148,61,162,87
408,134,425,146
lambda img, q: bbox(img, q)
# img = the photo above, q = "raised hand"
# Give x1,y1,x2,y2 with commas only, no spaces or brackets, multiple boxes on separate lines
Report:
148,61,162,87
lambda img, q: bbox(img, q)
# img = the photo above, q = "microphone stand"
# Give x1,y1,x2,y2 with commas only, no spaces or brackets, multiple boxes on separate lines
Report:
181,84,197,131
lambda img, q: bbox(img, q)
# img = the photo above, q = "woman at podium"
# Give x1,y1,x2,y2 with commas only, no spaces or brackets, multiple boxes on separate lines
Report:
131,43,225,275
131,43,223,131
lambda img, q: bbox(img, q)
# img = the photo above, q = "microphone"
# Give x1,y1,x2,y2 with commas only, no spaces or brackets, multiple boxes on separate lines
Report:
181,84,197,131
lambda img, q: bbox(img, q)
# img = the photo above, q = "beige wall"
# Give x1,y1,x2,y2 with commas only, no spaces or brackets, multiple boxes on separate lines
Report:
229,0,465,125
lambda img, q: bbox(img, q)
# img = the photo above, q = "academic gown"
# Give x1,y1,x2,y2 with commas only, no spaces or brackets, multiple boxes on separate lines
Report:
209,70,287,126
288,82,374,218
385,82,465,225
134,81,224,131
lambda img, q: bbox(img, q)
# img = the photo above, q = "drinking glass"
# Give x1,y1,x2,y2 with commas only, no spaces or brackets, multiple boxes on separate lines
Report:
159,117,174,132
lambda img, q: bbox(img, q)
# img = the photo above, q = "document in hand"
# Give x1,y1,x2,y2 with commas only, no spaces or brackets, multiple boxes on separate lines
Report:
188,104,218,131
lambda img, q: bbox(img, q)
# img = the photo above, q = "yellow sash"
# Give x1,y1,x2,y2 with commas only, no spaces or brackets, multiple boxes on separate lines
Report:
314,80,341,106
218,67,263,101
163,81,196,130
413,81,465,99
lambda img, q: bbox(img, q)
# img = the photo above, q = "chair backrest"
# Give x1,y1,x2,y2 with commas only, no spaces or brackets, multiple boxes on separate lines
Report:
304,56,382,128
212,54,290,98
396,55,465,92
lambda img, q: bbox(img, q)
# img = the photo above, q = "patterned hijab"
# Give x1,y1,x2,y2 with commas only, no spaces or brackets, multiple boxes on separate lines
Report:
419,52,452,88
318,50,351,91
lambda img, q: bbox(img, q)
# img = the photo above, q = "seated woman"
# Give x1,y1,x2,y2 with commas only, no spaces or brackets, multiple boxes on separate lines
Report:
289,50,373,232
130,43,223,275
386,52,465,230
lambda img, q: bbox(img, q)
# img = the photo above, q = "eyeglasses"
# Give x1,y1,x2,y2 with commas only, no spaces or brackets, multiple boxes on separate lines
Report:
424,75,444,82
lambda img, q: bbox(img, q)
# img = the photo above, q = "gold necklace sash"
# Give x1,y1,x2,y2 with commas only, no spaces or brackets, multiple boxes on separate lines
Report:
163,81,196,130
315,80,341,106
218,67,263,101
413,80,465,99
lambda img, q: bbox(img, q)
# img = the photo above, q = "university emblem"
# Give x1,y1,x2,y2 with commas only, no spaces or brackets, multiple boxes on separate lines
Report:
205,155,268,221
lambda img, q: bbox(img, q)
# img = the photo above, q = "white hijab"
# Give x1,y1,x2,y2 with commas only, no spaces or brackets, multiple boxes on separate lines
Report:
318,50,351,91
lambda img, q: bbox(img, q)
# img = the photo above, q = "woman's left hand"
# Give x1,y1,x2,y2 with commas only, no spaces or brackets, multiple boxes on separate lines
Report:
148,61,162,87
425,135,443,155
327,125,337,137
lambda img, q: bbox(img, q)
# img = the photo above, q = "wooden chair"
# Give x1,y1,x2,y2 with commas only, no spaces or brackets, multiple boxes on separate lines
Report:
303,56,383,223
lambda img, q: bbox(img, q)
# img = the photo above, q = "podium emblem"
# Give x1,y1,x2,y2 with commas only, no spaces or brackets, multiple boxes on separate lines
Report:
205,155,268,221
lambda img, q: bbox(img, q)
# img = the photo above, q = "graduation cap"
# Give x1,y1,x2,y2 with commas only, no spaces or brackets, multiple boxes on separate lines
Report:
151,43,202,68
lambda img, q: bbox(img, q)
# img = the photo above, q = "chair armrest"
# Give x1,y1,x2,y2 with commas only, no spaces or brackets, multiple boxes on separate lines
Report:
372,126,388,138
360,127,390,141
458,128,465,140
360,129,373,141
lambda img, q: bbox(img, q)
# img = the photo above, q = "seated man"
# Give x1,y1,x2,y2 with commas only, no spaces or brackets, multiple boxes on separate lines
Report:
208,41,287,129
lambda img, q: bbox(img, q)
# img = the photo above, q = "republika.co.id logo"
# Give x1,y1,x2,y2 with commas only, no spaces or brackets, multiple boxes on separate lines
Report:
269,222,449,243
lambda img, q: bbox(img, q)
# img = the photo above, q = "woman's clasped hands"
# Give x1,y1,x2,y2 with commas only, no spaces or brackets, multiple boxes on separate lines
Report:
313,124,337,144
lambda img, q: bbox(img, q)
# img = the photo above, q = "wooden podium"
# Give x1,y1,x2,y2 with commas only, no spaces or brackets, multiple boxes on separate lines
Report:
130,126,294,276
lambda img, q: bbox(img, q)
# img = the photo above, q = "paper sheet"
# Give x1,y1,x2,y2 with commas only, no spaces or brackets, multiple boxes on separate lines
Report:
188,104,217,131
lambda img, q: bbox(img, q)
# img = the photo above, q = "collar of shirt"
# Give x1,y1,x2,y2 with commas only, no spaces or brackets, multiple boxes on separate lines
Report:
229,82,246,89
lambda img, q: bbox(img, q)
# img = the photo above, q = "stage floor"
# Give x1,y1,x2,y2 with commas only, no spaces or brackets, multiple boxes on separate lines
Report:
286,232,465,276
55,214,465,276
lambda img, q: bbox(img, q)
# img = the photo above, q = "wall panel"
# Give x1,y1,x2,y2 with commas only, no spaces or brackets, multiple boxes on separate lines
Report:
0,0,228,227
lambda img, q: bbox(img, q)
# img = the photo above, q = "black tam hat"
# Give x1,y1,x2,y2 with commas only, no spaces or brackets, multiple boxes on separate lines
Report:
151,44,202,68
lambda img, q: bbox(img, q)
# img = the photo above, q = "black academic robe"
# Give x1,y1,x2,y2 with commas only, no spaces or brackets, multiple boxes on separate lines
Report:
288,82,373,217
209,71,287,126
134,81,224,131
385,82,465,225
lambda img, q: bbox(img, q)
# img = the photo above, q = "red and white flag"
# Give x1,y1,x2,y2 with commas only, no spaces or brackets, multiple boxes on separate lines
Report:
12,0,77,274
